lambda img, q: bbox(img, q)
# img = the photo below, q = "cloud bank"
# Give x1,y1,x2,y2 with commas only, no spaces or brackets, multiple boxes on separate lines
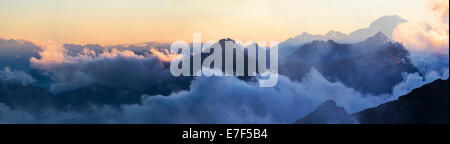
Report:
2,67,447,124
0,67,35,85
30,41,188,93
393,0,449,74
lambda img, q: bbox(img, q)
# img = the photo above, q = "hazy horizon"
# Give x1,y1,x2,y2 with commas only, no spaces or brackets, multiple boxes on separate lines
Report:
1,0,429,45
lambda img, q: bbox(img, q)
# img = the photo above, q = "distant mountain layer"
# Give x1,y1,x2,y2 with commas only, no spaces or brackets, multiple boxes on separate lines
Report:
0,80,137,111
0,74,192,111
284,32,392,64
0,80,54,112
279,15,406,55
280,32,418,94
295,79,449,124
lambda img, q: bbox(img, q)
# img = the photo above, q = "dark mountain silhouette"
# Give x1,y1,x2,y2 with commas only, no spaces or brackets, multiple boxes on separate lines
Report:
1,79,128,111
295,79,449,124
0,76,191,111
285,32,392,64
54,84,142,110
355,79,449,124
316,42,418,94
0,79,55,112
295,100,357,124
281,32,419,94
189,38,273,81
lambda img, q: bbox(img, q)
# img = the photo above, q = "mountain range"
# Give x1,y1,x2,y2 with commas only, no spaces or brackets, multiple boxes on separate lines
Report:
280,32,419,94
0,14,447,124
295,79,449,124
0,32,423,106
278,15,406,56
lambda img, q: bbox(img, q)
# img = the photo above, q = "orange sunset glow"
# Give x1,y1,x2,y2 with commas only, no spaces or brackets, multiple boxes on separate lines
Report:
1,0,430,45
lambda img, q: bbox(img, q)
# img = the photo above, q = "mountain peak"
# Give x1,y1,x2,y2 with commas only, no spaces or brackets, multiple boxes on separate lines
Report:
295,100,358,124
322,99,337,106
360,31,391,45
315,100,340,111
374,31,388,38
355,79,449,124
218,38,235,44
325,30,346,38
326,39,337,44
369,15,406,29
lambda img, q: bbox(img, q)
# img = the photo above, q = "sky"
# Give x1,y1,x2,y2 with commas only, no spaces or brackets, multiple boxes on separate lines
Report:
0,0,429,45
